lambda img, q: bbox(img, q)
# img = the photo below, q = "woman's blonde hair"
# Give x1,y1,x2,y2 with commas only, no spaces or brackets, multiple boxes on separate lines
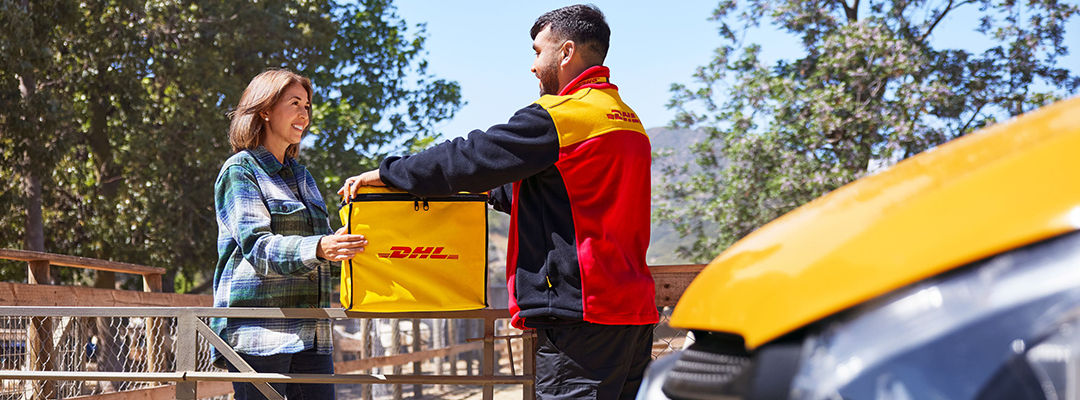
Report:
228,69,313,159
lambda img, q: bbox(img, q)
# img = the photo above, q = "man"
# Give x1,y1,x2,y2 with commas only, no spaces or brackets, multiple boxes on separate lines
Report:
340,5,657,398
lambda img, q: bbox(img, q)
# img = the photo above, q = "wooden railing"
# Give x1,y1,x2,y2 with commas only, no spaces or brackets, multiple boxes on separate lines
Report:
0,249,179,400
0,249,165,293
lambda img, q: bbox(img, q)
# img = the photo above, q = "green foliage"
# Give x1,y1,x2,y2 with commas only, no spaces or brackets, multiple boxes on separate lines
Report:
0,0,461,289
304,1,462,222
657,0,1079,262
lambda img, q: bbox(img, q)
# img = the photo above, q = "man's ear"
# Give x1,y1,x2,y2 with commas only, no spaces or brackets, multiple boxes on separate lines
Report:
560,40,576,67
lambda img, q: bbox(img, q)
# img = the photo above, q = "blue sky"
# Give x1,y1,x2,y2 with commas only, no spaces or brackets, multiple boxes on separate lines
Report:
394,1,1080,138
394,1,729,136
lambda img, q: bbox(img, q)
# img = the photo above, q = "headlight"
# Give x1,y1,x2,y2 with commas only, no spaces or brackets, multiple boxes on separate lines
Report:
644,232,1080,400
791,231,1080,400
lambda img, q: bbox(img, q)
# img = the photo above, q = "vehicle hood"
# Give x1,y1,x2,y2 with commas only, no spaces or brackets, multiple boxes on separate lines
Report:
670,97,1080,349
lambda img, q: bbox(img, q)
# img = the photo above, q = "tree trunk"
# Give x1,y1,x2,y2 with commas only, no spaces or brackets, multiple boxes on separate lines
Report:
19,50,56,400
19,68,45,259
22,173,45,255
94,271,116,289
20,71,50,285
163,269,177,293
89,88,121,199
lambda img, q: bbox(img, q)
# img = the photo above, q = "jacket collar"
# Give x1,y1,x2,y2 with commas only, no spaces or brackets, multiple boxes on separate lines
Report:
558,65,617,96
249,146,292,174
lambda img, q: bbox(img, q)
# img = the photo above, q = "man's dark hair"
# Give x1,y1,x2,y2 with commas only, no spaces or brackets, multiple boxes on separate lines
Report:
530,4,610,65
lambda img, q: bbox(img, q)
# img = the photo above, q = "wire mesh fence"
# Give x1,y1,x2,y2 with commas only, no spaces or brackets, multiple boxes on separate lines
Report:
334,317,502,399
0,315,218,399
0,306,689,400
653,306,690,359
331,307,688,399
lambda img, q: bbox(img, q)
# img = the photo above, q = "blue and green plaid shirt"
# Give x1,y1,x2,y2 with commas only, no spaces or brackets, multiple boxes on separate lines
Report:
212,146,334,357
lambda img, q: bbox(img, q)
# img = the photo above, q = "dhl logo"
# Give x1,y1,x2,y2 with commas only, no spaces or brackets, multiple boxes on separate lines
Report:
606,109,640,124
377,246,459,260
578,77,607,86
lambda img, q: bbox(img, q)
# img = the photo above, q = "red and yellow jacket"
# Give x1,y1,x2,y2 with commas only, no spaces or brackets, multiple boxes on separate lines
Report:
379,66,658,329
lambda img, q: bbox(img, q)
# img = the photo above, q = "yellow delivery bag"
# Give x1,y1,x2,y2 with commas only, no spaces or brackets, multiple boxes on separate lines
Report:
338,187,488,312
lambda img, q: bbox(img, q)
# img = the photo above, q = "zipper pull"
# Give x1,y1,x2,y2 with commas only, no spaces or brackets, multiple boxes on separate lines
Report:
414,199,419,211
422,200,430,211
546,276,553,288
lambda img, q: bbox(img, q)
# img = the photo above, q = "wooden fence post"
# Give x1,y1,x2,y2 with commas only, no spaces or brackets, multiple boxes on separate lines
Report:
482,315,495,400
361,318,372,400
523,330,536,400
26,259,55,400
433,318,444,391
448,320,458,376
411,318,422,397
467,320,476,376
174,311,198,400
392,319,402,400
143,273,165,373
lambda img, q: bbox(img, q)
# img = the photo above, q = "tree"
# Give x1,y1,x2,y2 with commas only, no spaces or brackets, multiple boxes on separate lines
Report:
0,0,80,284
304,0,462,219
656,0,1079,263
0,0,461,290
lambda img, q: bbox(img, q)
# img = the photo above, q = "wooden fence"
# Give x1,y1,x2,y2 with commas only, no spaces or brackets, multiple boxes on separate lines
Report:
0,249,704,399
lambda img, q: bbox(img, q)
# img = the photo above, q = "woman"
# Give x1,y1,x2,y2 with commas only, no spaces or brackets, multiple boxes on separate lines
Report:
213,69,365,399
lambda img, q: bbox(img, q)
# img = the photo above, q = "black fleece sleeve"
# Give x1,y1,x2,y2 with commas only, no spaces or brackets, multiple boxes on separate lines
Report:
379,104,559,197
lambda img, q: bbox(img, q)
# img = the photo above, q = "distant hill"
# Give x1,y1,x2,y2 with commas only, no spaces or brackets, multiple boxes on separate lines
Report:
647,127,710,265
649,127,708,179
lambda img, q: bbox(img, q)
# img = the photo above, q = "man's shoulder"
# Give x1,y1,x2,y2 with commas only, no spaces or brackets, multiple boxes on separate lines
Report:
535,88,641,125
533,89,593,110
533,88,646,146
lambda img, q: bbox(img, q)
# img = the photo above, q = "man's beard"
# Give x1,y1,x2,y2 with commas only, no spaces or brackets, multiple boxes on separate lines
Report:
537,60,560,96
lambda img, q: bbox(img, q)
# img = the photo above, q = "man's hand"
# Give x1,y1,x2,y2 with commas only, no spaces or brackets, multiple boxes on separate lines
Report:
337,170,385,203
317,227,367,261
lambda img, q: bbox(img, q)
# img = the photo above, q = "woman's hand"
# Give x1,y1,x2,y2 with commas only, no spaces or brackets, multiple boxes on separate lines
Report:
317,227,368,261
337,170,385,203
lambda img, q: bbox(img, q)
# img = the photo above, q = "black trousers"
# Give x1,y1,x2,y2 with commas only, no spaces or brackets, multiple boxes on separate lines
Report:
226,348,335,400
534,322,655,400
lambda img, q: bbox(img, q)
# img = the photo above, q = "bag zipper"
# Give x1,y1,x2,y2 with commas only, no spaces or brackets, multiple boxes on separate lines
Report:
345,193,489,203
345,201,354,310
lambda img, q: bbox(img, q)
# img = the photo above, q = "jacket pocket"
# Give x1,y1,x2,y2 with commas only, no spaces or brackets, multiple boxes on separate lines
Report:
266,199,307,233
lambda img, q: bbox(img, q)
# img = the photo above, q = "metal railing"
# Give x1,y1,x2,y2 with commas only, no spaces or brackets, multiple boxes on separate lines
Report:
0,249,704,399
0,307,693,400
0,307,532,400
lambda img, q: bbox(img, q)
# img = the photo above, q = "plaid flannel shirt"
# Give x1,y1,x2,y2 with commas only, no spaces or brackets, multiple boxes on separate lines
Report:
212,146,334,357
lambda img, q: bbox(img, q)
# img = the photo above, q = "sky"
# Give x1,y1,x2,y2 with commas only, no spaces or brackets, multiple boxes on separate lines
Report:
393,1,733,136
394,1,1080,139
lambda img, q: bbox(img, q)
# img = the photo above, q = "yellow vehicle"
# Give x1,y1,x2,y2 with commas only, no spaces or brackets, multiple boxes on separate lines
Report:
641,97,1080,400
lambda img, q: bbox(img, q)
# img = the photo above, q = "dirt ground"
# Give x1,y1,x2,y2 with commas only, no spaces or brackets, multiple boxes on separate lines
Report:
423,385,523,400
335,383,524,400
